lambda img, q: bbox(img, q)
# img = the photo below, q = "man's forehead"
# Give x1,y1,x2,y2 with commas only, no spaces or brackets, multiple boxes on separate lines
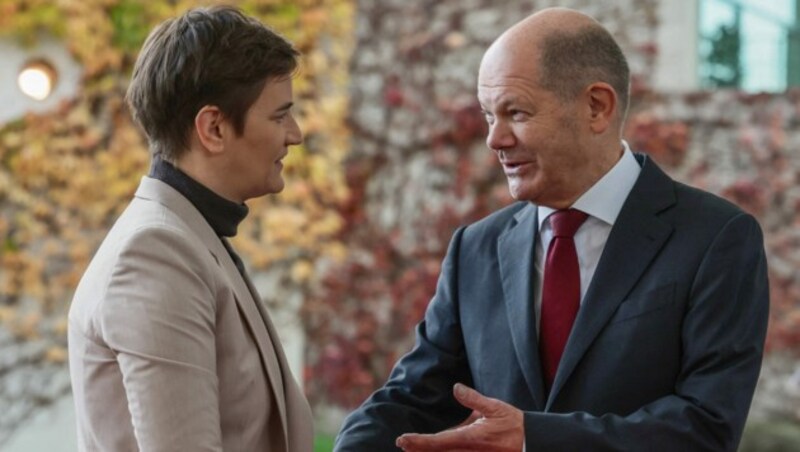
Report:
478,86,540,115
479,45,539,82
478,73,538,96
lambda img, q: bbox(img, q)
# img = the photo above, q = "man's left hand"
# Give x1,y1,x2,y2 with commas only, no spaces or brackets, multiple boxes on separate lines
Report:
395,383,524,451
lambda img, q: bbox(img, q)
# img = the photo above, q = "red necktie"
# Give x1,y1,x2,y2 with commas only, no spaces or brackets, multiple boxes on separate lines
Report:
539,209,588,389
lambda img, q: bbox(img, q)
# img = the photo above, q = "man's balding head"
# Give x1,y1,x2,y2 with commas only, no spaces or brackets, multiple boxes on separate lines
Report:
480,8,630,124
477,8,632,207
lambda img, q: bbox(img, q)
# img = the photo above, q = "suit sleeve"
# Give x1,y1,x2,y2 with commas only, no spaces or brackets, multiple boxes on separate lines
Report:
334,226,473,451
99,227,223,452
524,212,770,451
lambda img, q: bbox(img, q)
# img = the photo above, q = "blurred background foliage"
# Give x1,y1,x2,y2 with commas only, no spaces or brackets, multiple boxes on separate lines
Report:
0,0,352,363
0,0,799,450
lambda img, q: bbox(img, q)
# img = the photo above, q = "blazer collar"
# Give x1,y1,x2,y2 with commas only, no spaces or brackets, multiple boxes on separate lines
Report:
134,176,290,442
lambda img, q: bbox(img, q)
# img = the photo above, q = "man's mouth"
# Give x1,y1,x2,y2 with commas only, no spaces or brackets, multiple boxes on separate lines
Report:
502,160,532,173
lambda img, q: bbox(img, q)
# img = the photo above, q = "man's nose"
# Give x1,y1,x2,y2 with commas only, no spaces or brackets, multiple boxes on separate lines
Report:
486,121,515,151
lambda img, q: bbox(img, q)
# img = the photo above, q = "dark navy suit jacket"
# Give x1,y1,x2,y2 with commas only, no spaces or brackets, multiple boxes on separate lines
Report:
335,154,769,451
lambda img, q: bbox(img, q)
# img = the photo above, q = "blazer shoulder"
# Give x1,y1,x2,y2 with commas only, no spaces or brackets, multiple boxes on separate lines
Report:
452,202,529,258
672,180,753,225
70,208,221,344
638,155,754,228
463,202,528,238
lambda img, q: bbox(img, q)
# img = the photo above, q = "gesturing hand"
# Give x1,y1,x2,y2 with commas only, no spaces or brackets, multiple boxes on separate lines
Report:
396,383,524,452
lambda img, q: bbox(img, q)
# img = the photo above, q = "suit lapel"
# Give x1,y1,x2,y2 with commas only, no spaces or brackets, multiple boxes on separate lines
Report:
134,177,289,444
547,156,676,407
497,203,546,409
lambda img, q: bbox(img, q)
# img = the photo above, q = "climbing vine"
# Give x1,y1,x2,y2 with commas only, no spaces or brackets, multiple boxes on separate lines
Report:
0,0,353,370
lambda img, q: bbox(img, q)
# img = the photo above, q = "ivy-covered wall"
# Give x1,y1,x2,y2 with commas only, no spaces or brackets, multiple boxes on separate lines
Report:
304,0,662,409
0,0,352,443
0,0,797,445
305,0,800,438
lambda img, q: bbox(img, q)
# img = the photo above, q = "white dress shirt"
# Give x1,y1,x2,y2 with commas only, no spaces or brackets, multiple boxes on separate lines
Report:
533,143,641,335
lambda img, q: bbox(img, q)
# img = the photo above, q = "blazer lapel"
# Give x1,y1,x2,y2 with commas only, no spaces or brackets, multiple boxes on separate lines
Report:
547,156,676,407
218,240,288,439
497,203,546,409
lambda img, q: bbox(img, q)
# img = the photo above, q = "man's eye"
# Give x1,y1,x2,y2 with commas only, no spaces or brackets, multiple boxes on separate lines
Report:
510,110,527,120
483,114,495,125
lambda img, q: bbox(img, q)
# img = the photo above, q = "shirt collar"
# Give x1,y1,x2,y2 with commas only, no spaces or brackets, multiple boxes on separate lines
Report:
538,141,641,229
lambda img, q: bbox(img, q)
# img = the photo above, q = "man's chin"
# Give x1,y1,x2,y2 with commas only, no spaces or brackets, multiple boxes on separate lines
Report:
507,183,532,202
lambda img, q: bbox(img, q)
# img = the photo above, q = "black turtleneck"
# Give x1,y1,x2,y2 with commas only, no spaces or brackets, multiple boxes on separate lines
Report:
149,157,248,237
149,157,249,275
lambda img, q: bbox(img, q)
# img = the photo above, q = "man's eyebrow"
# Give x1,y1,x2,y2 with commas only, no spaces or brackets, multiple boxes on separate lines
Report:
480,96,525,112
496,97,525,109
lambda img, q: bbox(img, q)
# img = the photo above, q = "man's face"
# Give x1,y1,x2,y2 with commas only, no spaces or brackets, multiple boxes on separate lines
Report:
477,45,592,209
224,76,302,201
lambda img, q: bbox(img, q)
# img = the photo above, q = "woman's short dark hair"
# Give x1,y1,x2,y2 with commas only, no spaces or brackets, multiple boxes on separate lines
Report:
126,5,299,161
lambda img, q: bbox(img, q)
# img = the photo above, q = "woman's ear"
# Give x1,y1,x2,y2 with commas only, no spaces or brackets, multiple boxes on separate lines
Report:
194,105,226,154
586,82,617,134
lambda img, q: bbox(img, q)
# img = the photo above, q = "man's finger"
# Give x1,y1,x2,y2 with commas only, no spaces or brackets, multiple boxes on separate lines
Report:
452,383,504,417
396,427,475,451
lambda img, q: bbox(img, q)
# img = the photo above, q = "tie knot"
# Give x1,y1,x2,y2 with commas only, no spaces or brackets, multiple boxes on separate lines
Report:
549,209,588,238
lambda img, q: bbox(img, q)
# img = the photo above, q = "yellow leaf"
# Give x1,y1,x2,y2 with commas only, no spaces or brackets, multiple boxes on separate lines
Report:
290,260,314,283
46,345,68,363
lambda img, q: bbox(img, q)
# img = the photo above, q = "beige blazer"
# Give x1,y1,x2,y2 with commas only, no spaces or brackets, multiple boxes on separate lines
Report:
68,177,313,451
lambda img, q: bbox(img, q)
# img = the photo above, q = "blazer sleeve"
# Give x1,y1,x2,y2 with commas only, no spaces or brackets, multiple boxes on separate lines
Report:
334,226,473,451
523,212,770,451
99,226,223,452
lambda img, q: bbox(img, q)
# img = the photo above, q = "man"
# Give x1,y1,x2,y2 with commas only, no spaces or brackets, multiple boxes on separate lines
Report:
68,6,312,451
336,7,768,452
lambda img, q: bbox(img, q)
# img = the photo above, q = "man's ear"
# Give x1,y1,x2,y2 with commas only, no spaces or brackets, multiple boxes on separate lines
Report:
194,105,226,154
586,82,617,134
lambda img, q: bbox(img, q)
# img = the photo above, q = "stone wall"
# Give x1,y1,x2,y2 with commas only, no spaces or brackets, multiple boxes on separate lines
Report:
0,325,71,445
